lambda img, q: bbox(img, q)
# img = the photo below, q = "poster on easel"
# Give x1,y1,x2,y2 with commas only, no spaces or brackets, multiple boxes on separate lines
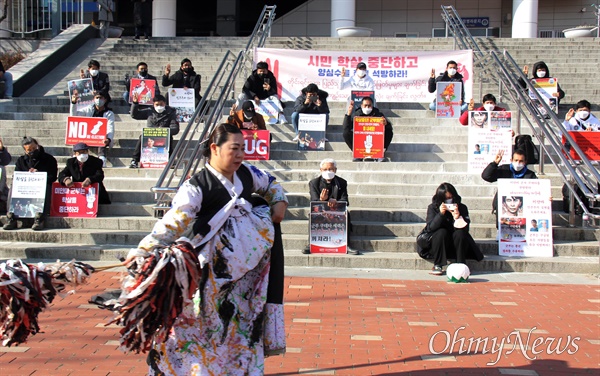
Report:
50,182,99,218
435,81,462,118
140,128,170,168
309,201,348,254
8,172,47,218
352,116,385,159
67,78,94,111
298,114,327,151
497,178,553,257
168,88,195,123
128,78,156,105
467,111,513,173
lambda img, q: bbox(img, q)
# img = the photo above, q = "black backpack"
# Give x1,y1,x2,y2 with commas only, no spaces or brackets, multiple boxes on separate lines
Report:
514,135,539,165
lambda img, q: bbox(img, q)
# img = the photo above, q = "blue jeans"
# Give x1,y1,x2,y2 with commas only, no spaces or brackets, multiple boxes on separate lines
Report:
292,112,329,134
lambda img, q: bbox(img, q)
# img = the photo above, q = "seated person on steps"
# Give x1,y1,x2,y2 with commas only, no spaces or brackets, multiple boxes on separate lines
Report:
291,83,330,142
342,97,393,162
238,61,287,124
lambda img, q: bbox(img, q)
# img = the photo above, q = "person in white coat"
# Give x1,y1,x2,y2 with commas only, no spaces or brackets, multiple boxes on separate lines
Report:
339,62,375,91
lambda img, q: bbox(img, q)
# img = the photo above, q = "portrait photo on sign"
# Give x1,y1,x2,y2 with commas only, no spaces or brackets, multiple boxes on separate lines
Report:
298,132,326,151
501,195,524,217
470,111,488,128
500,217,526,242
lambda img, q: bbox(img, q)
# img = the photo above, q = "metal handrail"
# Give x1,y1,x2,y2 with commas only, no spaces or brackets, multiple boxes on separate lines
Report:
0,0,85,37
440,4,600,225
150,5,277,216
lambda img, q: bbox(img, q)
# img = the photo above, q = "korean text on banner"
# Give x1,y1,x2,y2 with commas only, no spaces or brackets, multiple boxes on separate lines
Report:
168,88,195,123
242,130,270,160
468,111,513,173
65,116,108,147
436,81,462,118
298,114,327,151
129,78,156,105
50,182,99,217
309,201,348,254
9,171,47,218
67,78,95,112
353,116,385,159
254,48,473,103
564,132,600,161
497,179,553,257
140,128,170,168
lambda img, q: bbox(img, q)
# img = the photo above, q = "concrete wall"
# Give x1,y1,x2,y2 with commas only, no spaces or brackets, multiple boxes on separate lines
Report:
271,0,599,38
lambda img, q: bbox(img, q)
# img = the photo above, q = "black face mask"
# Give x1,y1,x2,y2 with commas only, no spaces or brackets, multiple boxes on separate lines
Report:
28,149,40,159
139,69,148,77
184,67,193,74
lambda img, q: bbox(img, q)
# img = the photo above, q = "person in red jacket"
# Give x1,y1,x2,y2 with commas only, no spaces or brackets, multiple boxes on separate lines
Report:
459,93,506,126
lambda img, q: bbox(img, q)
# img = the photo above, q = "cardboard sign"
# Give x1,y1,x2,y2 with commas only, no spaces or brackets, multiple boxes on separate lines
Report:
67,78,94,112
468,111,513,173
168,88,195,123
564,131,600,161
497,179,553,257
350,90,375,110
436,81,462,118
129,78,156,105
9,171,47,218
529,77,558,115
298,114,327,151
352,116,385,159
140,128,170,168
242,130,270,160
309,201,348,254
50,182,99,217
65,116,108,147
255,99,281,124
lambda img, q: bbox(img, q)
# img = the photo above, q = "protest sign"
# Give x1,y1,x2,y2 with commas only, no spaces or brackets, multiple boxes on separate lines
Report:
353,116,385,159
168,88,195,123
309,201,348,254
68,78,95,112
350,90,375,110
242,130,270,160
529,78,558,115
497,179,553,257
298,114,327,151
254,99,281,124
50,182,99,217
468,111,513,173
435,81,462,118
9,172,47,218
129,78,156,105
140,128,170,168
65,116,108,147
564,132,600,161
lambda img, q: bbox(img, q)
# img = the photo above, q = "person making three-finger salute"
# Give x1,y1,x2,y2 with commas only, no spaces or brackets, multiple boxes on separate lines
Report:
342,97,393,162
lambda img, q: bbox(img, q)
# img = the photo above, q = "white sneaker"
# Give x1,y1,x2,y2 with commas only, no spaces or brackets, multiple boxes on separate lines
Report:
292,135,299,142
100,156,107,168
278,115,288,124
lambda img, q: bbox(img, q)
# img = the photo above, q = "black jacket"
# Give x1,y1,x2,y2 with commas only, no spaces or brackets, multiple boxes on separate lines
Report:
130,103,180,135
517,61,565,100
342,107,393,149
481,162,538,212
425,202,470,234
83,71,110,98
58,155,111,204
293,88,330,114
162,68,201,103
15,145,57,185
242,69,278,100
308,176,349,205
428,71,465,102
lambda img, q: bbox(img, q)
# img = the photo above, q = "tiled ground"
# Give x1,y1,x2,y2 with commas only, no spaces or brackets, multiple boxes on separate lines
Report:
0,270,598,375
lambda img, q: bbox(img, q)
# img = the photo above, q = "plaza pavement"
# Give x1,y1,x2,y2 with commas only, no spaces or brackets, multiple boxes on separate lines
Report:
0,264,598,376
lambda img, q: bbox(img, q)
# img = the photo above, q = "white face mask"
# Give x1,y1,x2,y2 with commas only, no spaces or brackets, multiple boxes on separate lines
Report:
321,171,335,180
356,70,366,78
244,113,253,120
94,98,105,107
483,103,495,112
576,111,590,120
362,107,373,115
89,69,99,77
447,68,457,76
76,153,89,163
154,106,166,113
512,162,525,171
445,199,453,204
536,70,546,78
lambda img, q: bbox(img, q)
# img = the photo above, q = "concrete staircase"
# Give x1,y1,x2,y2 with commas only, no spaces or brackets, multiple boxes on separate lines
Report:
0,36,598,274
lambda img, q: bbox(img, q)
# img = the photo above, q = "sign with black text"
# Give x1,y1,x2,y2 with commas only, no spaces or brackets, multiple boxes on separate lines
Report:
9,172,47,218
309,201,348,254
298,114,327,151
140,128,170,168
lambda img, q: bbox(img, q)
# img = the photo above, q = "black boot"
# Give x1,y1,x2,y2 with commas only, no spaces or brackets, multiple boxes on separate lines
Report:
32,213,45,231
3,212,17,230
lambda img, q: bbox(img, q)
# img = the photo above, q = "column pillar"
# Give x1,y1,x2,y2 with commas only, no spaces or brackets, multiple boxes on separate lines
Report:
153,0,177,37
331,0,355,37
512,0,538,38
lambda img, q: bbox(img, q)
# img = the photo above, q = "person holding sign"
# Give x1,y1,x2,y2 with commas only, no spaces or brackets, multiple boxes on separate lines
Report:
130,94,179,168
459,94,506,126
70,90,115,168
162,58,201,106
227,101,267,131
80,59,110,99
291,83,330,141
563,100,600,132
428,60,467,113
518,61,565,105
3,137,57,231
239,61,287,124
58,143,111,205
342,97,393,162
339,62,375,91
123,62,160,103
422,183,483,276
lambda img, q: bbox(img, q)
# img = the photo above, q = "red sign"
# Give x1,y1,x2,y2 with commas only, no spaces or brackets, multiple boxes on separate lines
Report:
129,78,156,105
65,116,108,147
242,130,270,160
352,116,385,159
565,132,600,161
309,201,348,254
50,182,99,217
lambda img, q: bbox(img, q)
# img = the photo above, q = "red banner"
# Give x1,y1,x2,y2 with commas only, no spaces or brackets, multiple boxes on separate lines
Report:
65,116,107,147
242,130,270,160
352,116,385,159
565,132,600,161
50,182,99,217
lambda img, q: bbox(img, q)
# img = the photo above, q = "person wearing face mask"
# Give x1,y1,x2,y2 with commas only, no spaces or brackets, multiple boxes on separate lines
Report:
3,137,57,231
459,93,507,126
123,62,160,103
0,138,12,214
291,83,330,141
342,97,393,162
58,143,110,205
238,61,287,124
70,90,115,168
80,59,110,100
304,158,359,255
339,62,375,91
428,60,467,113
130,94,179,168
162,58,202,106
421,182,483,276
518,61,565,106
227,100,267,131
563,99,600,132
481,149,538,233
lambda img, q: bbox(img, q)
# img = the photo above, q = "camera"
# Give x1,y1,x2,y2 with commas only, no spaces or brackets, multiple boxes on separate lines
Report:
445,203,457,211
